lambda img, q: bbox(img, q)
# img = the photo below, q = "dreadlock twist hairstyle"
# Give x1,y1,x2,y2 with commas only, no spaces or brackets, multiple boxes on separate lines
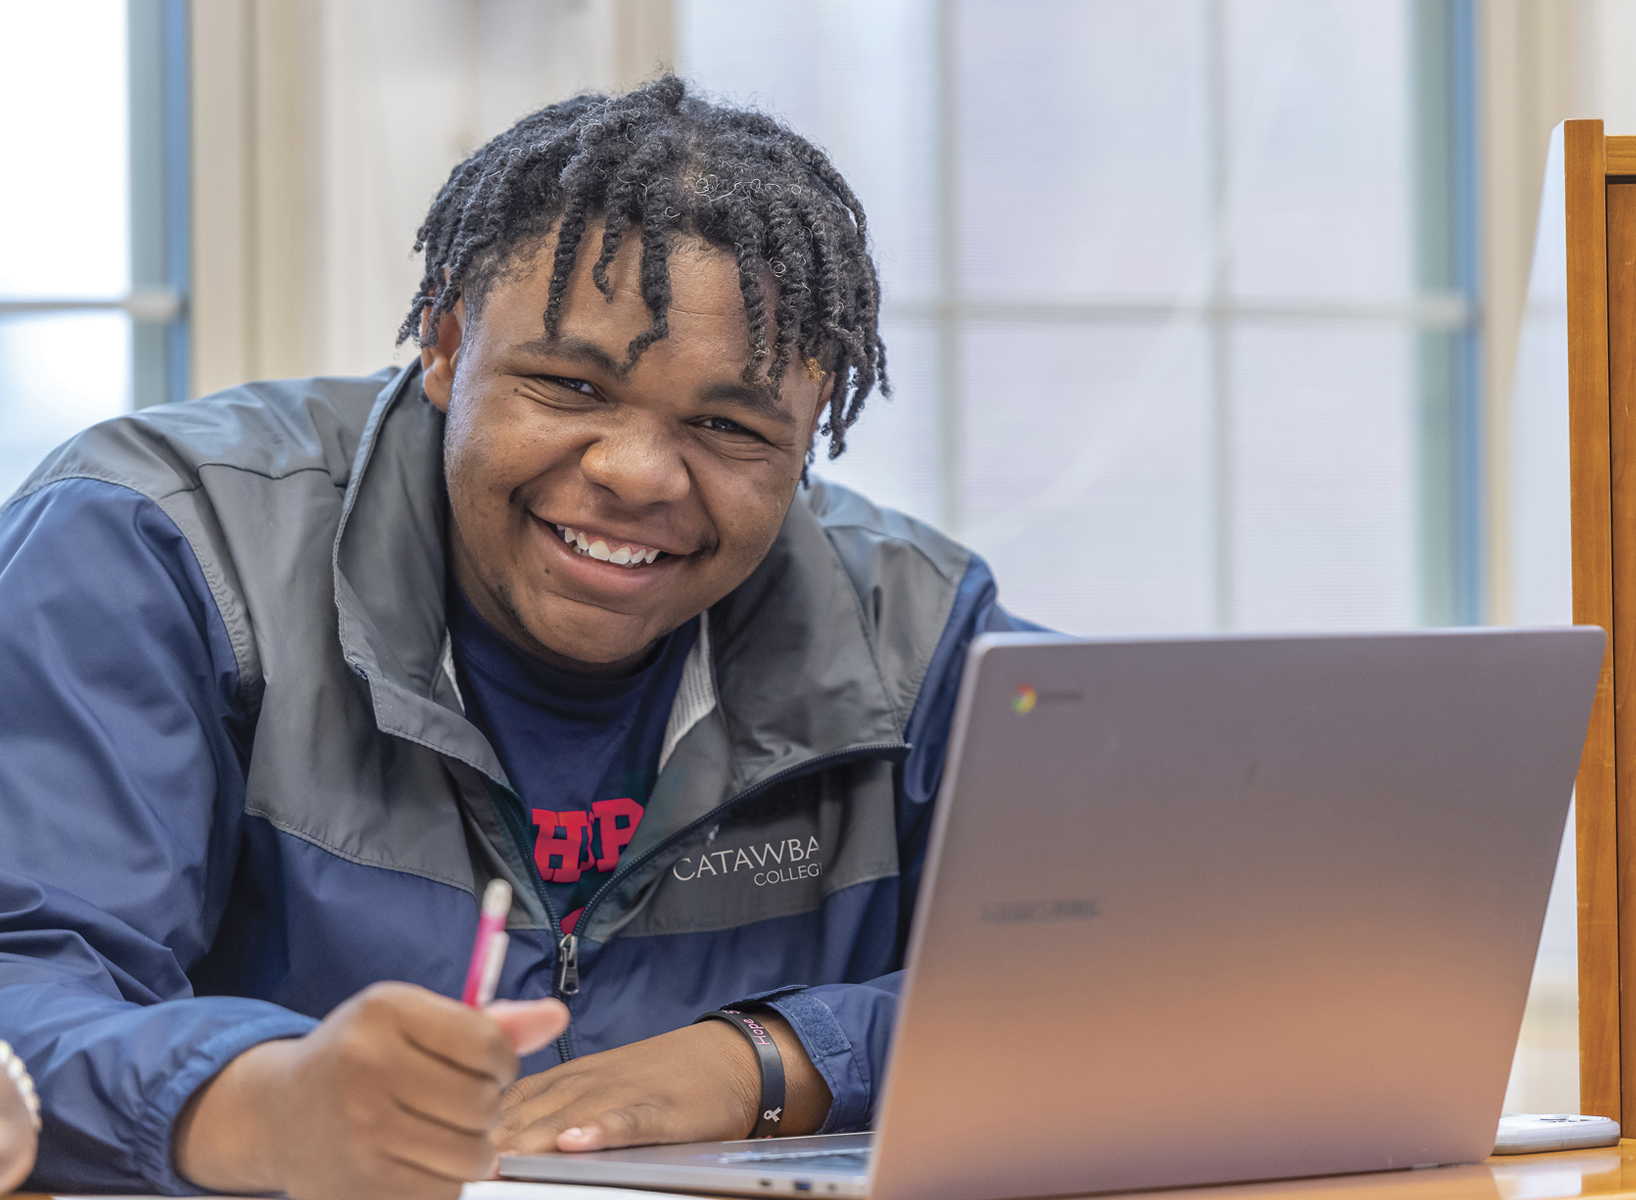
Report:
399,76,888,459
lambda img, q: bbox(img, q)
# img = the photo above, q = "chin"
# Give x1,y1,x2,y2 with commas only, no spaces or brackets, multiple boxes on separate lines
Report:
534,614,661,666
576,640,650,665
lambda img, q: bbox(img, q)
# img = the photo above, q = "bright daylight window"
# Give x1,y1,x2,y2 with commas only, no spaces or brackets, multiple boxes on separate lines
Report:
676,0,1480,635
0,0,188,501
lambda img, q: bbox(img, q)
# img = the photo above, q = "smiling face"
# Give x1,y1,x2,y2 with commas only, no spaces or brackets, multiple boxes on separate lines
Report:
421,224,832,675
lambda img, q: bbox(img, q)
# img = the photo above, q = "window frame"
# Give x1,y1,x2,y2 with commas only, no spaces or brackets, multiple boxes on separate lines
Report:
0,0,190,410
906,0,1482,628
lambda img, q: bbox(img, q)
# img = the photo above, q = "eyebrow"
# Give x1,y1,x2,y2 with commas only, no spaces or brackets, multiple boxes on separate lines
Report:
511,334,797,427
696,380,796,426
513,335,625,376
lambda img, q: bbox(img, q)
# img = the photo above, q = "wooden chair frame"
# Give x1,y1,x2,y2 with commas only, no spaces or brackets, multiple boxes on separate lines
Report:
1567,118,1636,1126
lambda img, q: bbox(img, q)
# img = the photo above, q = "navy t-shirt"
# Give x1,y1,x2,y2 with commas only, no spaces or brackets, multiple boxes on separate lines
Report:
447,585,698,934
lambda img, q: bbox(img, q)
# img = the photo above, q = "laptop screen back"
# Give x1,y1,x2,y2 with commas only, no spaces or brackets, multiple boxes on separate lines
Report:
870,628,1603,1200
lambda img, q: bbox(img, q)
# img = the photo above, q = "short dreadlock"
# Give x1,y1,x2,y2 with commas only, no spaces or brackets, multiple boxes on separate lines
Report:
399,75,887,460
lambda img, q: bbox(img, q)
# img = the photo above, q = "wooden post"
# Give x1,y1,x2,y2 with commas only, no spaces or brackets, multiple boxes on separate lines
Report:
1567,118,1620,1122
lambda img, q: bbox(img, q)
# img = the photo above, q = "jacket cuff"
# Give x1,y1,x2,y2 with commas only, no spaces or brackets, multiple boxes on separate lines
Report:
739,985,871,1135
134,1010,318,1194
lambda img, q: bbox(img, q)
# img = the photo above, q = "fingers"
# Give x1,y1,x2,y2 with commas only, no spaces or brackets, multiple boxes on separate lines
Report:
494,1079,577,1154
504,1092,686,1154
556,1099,704,1152
490,1020,828,1158
494,1069,613,1154
354,989,574,1142
389,1052,504,1135
501,1064,556,1107
382,1099,500,1183
365,985,516,1085
485,998,571,1056
176,982,563,1200
493,1030,754,1155
367,1151,480,1200
558,1120,621,1152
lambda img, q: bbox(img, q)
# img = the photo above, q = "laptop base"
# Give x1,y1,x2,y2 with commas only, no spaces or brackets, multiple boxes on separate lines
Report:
500,1131,873,1197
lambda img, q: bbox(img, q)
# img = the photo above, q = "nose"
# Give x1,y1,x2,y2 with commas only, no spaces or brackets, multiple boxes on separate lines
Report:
578,415,690,507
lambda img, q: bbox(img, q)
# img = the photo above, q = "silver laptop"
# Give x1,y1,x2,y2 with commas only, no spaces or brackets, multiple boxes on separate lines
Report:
501,627,1603,1200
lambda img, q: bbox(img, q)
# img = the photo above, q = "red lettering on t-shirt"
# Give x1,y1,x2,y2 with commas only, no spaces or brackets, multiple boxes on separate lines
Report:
591,797,646,871
531,809,591,882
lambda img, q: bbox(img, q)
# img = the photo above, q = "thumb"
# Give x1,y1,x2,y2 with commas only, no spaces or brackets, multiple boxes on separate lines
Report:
486,997,570,1056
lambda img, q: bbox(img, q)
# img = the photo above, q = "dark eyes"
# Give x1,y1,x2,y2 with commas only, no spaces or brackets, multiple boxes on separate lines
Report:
537,376,765,444
542,375,599,397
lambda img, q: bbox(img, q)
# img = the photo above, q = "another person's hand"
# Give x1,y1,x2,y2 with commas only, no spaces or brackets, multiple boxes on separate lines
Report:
173,982,567,1200
0,1041,39,1194
495,1011,832,1154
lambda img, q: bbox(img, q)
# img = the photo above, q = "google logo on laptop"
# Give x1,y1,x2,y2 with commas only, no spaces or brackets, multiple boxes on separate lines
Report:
1011,685,1037,714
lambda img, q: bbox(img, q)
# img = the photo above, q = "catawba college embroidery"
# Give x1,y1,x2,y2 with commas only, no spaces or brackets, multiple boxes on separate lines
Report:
672,837,823,887
530,798,824,890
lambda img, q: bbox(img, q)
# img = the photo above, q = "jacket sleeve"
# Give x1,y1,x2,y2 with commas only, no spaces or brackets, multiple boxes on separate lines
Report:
0,479,318,1193
742,555,1041,1132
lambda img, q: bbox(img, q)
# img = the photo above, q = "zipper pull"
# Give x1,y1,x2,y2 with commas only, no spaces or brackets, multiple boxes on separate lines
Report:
555,932,579,996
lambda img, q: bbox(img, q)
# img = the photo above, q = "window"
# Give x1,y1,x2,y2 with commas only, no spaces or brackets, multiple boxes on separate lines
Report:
675,0,1480,634
0,0,189,500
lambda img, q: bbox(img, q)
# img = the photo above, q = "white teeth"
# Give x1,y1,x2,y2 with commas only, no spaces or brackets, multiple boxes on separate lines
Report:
553,524,663,567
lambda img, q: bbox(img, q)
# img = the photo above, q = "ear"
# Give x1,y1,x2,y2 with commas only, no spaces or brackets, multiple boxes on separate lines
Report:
419,297,467,414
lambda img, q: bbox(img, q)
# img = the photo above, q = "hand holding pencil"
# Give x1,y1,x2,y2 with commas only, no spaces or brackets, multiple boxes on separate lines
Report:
172,878,568,1200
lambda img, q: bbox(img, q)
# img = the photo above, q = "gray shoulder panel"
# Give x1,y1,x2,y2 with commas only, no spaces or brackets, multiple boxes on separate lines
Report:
7,370,393,510
5,369,401,703
799,476,972,732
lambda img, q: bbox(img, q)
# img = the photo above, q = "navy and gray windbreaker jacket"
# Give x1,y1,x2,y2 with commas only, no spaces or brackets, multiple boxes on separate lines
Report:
0,364,1027,1192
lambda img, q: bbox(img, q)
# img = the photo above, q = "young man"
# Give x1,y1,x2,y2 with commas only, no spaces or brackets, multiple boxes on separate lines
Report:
0,78,1028,1199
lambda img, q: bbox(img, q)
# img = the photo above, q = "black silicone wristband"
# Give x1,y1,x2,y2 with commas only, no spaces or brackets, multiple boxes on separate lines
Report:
695,1008,786,1138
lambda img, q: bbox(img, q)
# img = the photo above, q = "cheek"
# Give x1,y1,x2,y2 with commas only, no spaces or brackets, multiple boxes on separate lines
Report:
441,423,496,525
709,473,801,569
446,399,548,503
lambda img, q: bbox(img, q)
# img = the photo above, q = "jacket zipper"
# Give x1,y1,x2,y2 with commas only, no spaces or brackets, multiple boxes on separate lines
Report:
491,791,580,1061
490,739,916,1060
500,739,909,1062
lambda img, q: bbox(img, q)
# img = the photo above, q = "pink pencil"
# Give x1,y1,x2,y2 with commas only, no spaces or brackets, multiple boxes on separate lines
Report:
462,879,512,1007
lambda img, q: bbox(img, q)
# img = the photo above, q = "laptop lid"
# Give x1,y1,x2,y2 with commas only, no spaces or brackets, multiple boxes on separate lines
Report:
868,627,1602,1200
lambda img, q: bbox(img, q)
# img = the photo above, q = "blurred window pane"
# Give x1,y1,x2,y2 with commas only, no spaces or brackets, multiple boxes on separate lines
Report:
958,0,1212,302
1230,322,1417,628
1,0,187,501
675,0,940,301
0,313,133,493
959,320,1214,634
1225,0,1412,303
0,0,131,299
658,0,1477,634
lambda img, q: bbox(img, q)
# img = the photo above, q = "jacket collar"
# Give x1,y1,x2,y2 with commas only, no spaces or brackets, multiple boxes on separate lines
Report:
332,364,505,779
332,363,908,804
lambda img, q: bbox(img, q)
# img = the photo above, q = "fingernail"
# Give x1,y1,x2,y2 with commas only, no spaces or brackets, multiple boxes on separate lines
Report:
562,1127,583,1138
